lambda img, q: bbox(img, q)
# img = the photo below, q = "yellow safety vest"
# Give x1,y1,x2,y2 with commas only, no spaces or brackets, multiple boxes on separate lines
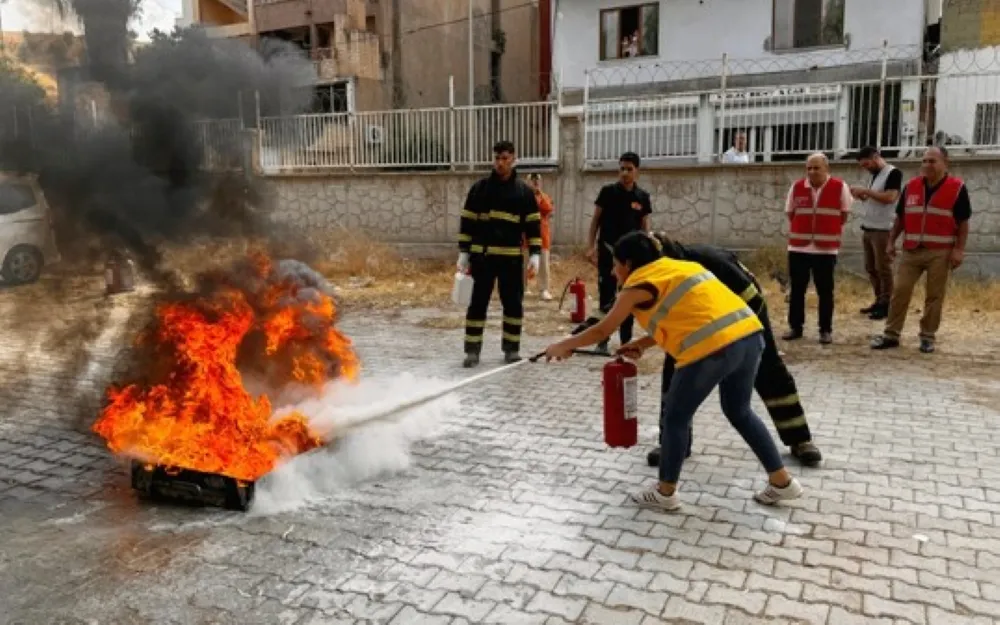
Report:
624,258,763,368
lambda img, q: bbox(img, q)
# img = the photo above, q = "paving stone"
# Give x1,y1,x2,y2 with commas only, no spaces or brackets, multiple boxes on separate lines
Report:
0,314,999,624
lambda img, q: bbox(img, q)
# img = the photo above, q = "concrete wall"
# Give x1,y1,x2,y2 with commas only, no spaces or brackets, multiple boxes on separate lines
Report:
553,0,925,91
262,116,1000,272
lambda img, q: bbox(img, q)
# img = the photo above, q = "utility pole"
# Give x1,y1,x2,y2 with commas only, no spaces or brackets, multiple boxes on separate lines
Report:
468,0,474,106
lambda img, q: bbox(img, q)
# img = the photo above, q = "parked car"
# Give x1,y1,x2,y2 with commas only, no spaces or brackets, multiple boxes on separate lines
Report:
0,172,60,285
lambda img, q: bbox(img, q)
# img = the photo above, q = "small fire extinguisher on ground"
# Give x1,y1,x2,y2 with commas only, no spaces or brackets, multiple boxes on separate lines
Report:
603,356,638,448
558,277,587,324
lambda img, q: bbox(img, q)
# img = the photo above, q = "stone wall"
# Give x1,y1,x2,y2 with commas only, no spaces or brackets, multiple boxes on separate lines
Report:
263,117,1000,271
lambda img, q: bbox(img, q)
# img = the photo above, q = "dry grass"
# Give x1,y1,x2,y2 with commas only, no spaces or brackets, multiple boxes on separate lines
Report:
157,236,1000,361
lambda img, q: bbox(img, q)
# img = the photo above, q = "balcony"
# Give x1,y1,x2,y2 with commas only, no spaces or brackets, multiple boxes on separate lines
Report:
314,31,382,82
253,0,366,34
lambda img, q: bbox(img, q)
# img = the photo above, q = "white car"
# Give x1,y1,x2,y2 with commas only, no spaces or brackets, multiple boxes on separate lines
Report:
0,173,61,285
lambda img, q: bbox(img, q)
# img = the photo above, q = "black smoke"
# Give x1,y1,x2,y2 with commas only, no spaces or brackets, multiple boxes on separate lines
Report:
0,18,321,429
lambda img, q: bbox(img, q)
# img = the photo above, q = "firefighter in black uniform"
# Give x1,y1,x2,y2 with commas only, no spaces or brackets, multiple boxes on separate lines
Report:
647,234,823,467
458,140,542,368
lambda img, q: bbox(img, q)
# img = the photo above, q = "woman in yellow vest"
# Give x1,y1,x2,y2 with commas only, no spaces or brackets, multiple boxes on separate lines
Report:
544,232,803,511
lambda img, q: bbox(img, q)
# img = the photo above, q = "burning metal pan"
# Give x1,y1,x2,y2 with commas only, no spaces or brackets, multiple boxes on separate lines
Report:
129,460,255,512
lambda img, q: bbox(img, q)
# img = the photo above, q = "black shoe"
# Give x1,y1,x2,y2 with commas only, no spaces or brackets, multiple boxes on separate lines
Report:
463,353,480,368
860,303,878,315
919,339,935,354
791,442,823,467
645,446,692,467
868,304,888,320
819,331,833,345
870,335,899,350
647,448,659,467
595,341,611,356
504,351,522,364
782,329,803,341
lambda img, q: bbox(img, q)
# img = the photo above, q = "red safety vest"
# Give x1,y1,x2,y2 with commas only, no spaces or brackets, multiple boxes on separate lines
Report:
788,177,846,249
901,175,962,250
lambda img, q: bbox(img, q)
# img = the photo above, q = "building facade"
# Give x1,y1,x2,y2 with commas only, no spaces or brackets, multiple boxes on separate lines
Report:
934,0,1000,151
554,0,933,165
180,0,544,112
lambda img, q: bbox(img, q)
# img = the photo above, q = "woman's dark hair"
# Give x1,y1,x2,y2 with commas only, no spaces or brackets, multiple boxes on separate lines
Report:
613,231,663,270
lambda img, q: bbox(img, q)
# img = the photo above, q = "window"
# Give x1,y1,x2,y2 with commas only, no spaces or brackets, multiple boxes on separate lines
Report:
973,102,1000,145
0,182,37,216
599,3,659,61
772,0,845,51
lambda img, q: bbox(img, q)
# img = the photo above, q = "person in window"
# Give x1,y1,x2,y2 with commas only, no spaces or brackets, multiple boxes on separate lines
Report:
543,231,804,512
722,132,751,164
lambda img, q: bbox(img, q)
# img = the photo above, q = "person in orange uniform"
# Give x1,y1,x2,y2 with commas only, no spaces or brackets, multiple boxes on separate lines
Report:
543,231,804,512
524,173,555,300
871,146,971,354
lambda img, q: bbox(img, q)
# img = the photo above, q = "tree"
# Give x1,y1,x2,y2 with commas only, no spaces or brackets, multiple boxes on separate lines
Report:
46,0,142,86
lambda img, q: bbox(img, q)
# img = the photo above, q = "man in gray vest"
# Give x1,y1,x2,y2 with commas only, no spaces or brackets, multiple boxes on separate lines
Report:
851,147,903,320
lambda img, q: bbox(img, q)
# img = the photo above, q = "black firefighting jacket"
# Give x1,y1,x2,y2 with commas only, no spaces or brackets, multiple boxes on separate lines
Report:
656,238,765,313
458,169,542,258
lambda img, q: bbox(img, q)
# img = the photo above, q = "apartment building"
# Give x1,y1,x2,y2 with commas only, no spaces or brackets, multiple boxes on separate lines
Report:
180,0,544,111
934,0,1000,150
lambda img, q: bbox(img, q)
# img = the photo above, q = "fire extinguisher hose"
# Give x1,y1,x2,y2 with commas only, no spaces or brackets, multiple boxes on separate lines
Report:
556,277,576,313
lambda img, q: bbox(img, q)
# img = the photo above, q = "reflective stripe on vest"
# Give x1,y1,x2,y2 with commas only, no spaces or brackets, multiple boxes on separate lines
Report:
678,308,755,354
902,176,961,249
643,270,755,355
644,271,713,335
788,178,845,248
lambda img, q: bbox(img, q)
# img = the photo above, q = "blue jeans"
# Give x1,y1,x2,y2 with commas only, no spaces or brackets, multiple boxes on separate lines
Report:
659,332,785,483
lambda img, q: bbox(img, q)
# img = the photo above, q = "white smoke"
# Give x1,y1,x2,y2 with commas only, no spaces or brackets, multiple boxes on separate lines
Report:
249,372,462,515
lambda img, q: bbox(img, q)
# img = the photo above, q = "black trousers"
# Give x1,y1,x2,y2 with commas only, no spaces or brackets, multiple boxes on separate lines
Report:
464,255,524,355
659,300,812,450
597,244,634,344
787,251,837,333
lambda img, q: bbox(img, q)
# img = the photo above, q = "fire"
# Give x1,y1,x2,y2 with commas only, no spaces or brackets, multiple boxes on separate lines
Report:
92,252,359,481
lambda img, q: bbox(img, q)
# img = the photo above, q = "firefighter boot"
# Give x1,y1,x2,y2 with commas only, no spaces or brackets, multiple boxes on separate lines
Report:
504,351,522,364
463,353,480,368
791,442,823,467
646,430,694,467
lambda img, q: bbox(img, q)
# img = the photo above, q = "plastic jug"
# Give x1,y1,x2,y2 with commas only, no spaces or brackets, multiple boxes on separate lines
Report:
451,272,474,307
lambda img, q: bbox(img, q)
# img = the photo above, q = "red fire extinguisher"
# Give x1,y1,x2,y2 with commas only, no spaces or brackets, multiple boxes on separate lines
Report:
559,277,587,323
603,356,638,448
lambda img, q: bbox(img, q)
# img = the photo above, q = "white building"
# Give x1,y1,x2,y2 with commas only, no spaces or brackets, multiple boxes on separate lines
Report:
551,0,933,165
932,0,1000,153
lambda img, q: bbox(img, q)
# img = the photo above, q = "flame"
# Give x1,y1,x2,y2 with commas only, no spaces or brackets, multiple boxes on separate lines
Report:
92,252,359,481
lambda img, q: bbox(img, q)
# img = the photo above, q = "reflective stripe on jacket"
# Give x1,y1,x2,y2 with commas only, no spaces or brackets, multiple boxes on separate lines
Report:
902,175,962,250
624,258,763,368
788,177,846,249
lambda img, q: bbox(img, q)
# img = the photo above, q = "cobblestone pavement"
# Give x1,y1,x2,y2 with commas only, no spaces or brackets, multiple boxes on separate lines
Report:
2,292,1000,625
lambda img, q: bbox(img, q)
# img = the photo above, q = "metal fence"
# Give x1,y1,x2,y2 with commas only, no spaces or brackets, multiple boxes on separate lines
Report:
582,45,1000,167
258,99,558,173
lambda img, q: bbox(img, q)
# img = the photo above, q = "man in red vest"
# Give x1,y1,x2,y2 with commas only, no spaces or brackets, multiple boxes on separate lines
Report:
783,153,853,344
871,146,971,354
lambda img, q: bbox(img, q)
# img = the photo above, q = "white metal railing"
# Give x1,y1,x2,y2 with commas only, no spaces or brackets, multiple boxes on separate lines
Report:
583,45,1000,167
258,99,558,172
194,119,244,171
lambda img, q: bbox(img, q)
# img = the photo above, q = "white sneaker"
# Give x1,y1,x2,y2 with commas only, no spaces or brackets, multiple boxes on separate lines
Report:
630,487,682,512
540,290,553,301
754,478,804,506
